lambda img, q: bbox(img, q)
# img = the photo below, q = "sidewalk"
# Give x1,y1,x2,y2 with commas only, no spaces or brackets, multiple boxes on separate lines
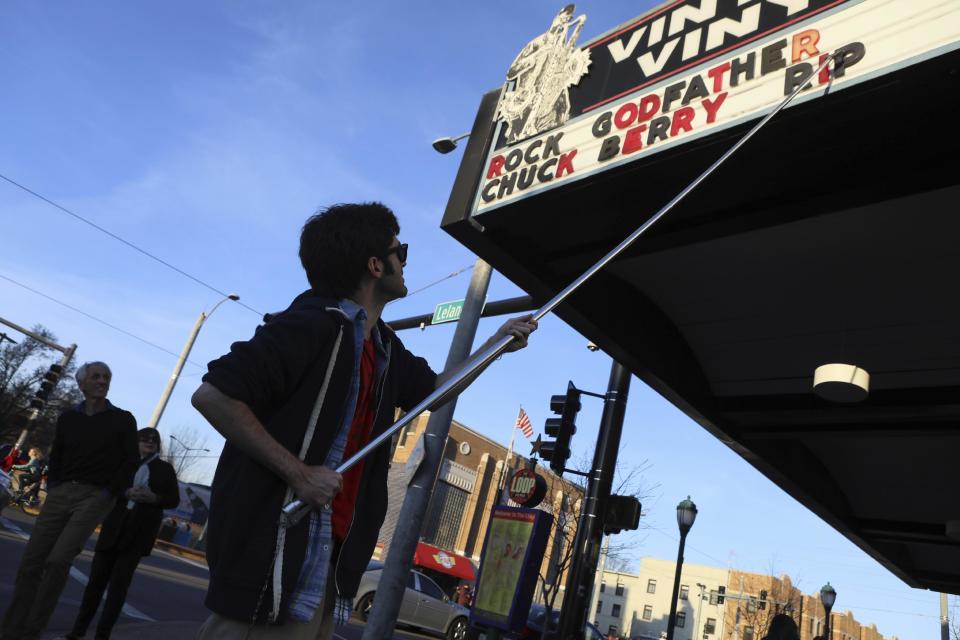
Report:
41,621,203,639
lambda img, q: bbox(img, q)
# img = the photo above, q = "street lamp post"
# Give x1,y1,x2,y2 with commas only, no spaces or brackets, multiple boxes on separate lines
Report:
147,294,239,430
169,434,210,455
820,583,836,640
667,497,698,640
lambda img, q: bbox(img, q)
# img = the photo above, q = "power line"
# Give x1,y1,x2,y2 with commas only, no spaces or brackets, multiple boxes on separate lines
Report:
0,172,263,316
396,264,474,301
0,272,205,368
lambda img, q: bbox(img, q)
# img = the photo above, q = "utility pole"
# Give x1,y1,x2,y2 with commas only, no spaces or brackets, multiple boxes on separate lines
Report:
147,293,237,430
551,360,631,640
589,535,610,627
0,316,76,451
694,583,707,640
361,259,492,640
942,593,950,640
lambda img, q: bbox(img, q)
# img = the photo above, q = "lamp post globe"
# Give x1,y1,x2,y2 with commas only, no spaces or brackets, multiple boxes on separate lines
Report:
666,496,697,640
820,582,836,640
677,495,698,533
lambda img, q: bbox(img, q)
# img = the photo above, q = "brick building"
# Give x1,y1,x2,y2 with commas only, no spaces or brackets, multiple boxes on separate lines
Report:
376,411,584,599
581,558,891,640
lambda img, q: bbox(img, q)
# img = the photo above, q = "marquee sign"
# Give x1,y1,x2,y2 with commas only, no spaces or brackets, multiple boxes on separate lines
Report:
474,0,960,215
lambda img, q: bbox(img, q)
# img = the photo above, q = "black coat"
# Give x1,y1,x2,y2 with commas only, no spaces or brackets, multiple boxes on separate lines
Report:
202,290,437,623
96,457,180,557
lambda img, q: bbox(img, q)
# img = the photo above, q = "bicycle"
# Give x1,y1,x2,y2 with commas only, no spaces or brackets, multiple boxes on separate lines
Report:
5,470,47,516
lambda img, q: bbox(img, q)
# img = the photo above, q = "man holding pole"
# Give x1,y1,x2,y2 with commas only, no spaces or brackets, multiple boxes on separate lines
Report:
192,202,536,639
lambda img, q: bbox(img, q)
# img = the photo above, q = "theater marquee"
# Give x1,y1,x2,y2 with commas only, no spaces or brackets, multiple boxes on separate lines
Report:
473,0,960,215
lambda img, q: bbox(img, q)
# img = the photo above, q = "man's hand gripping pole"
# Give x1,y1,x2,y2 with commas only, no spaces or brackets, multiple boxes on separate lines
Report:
278,54,835,530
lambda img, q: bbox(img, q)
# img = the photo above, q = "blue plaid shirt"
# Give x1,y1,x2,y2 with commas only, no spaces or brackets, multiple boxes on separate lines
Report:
288,300,386,622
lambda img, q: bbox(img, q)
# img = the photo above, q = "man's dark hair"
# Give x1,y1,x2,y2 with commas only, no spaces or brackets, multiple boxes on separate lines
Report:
299,202,400,298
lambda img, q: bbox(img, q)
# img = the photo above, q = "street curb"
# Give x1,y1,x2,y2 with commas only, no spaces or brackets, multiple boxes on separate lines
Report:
155,539,207,562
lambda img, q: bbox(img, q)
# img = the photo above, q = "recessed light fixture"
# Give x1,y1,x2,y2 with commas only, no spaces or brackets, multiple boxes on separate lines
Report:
813,363,870,402
946,520,960,541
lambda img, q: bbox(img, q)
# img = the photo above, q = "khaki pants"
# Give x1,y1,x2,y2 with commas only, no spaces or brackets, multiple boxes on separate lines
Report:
0,482,115,640
196,563,338,640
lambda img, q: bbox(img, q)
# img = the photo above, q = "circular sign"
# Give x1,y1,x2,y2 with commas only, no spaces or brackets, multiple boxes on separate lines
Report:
508,468,547,507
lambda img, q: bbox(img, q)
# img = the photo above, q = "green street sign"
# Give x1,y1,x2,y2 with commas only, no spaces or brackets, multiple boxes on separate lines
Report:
432,299,464,325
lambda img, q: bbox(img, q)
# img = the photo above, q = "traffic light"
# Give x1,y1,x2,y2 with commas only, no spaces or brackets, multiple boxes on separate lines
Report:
30,364,63,409
759,589,767,610
603,495,641,534
540,381,581,474
717,585,726,604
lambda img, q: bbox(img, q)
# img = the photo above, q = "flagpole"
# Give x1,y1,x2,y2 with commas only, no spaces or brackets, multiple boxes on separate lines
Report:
497,406,522,504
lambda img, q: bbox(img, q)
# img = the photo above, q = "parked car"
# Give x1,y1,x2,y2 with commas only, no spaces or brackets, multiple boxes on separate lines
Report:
355,563,469,640
510,603,606,639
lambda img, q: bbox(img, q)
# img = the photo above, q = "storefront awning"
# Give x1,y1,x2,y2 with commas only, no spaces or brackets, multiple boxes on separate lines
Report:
414,542,476,581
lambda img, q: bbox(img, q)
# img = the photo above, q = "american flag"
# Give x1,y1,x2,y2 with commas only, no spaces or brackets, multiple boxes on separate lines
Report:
516,408,534,439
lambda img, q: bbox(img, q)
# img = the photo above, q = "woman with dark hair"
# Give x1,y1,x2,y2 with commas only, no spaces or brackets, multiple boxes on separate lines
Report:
65,427,179,639
763,613,800,640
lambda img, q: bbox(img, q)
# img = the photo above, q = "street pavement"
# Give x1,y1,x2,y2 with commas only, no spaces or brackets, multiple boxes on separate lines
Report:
0,507,448,639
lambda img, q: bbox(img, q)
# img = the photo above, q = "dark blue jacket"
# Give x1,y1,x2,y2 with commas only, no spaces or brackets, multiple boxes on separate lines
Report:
202,290,436,624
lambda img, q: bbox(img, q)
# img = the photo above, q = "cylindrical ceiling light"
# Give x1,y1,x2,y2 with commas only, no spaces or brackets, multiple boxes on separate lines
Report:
813,363,870,402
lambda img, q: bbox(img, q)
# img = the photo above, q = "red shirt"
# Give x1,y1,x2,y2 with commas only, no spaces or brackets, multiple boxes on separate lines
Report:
332,338,377,540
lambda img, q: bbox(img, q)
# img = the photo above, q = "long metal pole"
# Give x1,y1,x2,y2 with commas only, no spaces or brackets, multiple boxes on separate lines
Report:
147,311,205,429
666,531,689,640
280,54,835,528
552,360,631,640
361,258,492,640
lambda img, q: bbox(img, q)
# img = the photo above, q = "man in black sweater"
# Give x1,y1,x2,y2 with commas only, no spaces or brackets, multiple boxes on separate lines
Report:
1,361,139,640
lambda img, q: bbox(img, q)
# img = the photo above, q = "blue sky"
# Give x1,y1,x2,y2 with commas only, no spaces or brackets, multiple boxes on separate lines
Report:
0,2,949,638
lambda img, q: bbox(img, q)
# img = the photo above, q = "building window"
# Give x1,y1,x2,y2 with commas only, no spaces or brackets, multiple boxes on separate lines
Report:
642,605,652,620
747,597,757,613
647,579,657,594
612,604,621,618
705,618,717,635
596,601,603,615
676,612,686,628
744,626,755,640
680,584,689,600
422,481,468,550
600,582,606,593
615,584,625,596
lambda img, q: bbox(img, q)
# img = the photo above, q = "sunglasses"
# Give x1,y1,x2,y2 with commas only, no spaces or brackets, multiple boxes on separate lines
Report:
139,437,159,444
382,243,408,263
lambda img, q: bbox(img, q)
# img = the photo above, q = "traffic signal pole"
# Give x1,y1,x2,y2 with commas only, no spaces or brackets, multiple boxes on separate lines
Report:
361,258,493,640
0,316,76,452
551,360,631,640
